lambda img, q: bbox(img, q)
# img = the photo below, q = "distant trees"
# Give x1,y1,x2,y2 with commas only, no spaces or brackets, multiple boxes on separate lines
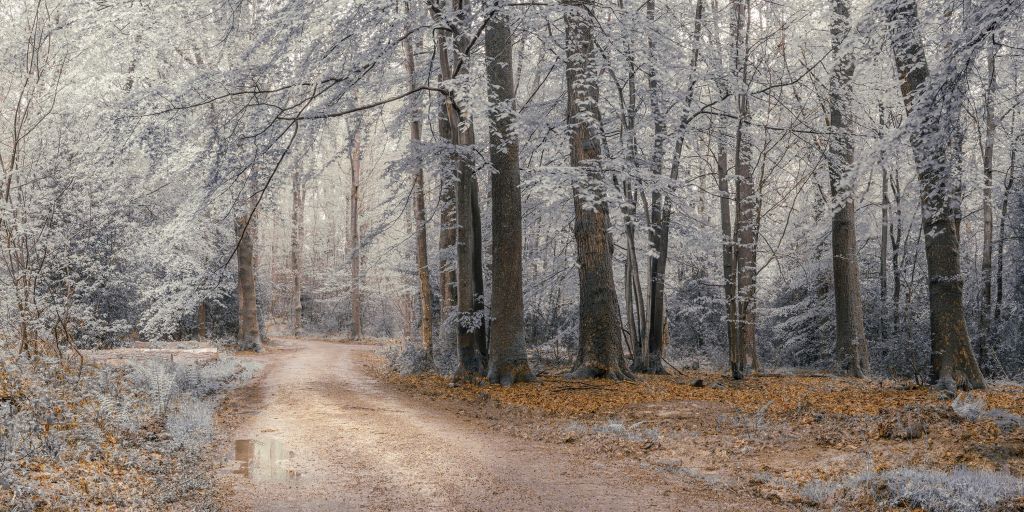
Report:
13,0,1024,392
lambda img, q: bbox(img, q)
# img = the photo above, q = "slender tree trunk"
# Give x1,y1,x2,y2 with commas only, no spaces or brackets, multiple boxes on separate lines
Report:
880,108,890,338
640,0,702,374
979,41,997,372
438,94,458,320
717,136,739,375
995,138,1015,327
887,0,984,389
198,302,207,339
290,171,305,336
827,0,868,377
402,16,434,362
349,121,363,340
485,6,533,385
730,0,756,379
236,211,262,351
564,0,631,380
434,0,485,379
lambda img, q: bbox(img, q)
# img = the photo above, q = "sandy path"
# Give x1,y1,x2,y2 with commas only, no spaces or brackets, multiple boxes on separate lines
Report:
217,338,790,511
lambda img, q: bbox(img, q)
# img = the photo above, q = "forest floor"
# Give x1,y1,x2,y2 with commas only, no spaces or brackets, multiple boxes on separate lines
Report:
213,337,795,511
379,354,1024,510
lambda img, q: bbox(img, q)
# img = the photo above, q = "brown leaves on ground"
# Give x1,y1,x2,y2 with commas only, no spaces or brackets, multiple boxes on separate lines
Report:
378,363,1024,500
385,368,1024,420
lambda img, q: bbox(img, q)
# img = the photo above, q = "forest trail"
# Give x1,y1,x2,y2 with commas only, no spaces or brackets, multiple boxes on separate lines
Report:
216,338,791,511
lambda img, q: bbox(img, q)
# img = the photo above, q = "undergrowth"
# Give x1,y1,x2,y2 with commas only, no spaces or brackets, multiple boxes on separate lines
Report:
0,350,258,510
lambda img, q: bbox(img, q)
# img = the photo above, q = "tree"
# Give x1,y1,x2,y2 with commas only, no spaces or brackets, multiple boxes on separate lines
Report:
348,118,364,341
236,208,262,351
485,3,534,385
730,0,758,379
432,0,487,379
402,7,434,363
886,0,986,389
564,0,632,380
290,170,305,336
827,0,868,377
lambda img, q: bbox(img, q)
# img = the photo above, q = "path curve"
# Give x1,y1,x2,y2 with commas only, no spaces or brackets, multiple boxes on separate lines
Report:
216,338,787,511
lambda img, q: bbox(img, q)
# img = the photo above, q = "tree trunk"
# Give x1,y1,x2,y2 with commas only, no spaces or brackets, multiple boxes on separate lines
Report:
994,143,1015,327
402,17,434,362
880,109,889,338
485,6,534,386
887,0,984,389
827,0,868,377
236,212,262,351
730,0,756,379
349,121,363,341
438,94,458,320
434,0,485,379
290,170,305,336
979,41,997,372
717,136,739,377
197,302,207,339
564,0,631,380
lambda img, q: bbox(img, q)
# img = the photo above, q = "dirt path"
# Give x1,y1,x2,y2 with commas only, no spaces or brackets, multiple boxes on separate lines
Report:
216,338,791,511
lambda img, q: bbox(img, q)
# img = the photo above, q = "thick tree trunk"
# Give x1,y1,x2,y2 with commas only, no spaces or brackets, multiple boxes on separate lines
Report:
402,20,434,362
564,0,631,380
349,122,363,340
236,212,262,351
290,171,304,336
485,7,534,385
827,0,868,377
887,0,984,389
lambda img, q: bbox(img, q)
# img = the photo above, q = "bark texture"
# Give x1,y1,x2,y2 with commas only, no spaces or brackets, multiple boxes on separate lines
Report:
348,122,363,340
290,170,305,336
485,7,534,386
730,0,757,379
887,0,984,389
827,0,868,377
564,0,631,380
402,20,434,361
236,212,262,352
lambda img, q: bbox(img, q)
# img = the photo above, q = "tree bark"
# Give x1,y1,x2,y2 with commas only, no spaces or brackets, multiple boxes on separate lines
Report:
730,0,756,379
827,0,868,377
979,41,997,372
887,0,984,389
402,14,434,362
433,0,485,379
880,108,890,338
643,0,703,374
485,5,534,386
197,302,207,339
564,0,631,380
348,120,363,341
290,170,305,336
236,211,262,351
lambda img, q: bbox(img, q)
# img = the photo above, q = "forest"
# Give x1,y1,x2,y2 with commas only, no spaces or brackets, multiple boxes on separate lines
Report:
2,0,1024,510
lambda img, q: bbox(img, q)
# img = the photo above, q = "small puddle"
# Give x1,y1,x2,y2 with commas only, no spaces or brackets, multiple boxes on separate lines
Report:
230,438,301,481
